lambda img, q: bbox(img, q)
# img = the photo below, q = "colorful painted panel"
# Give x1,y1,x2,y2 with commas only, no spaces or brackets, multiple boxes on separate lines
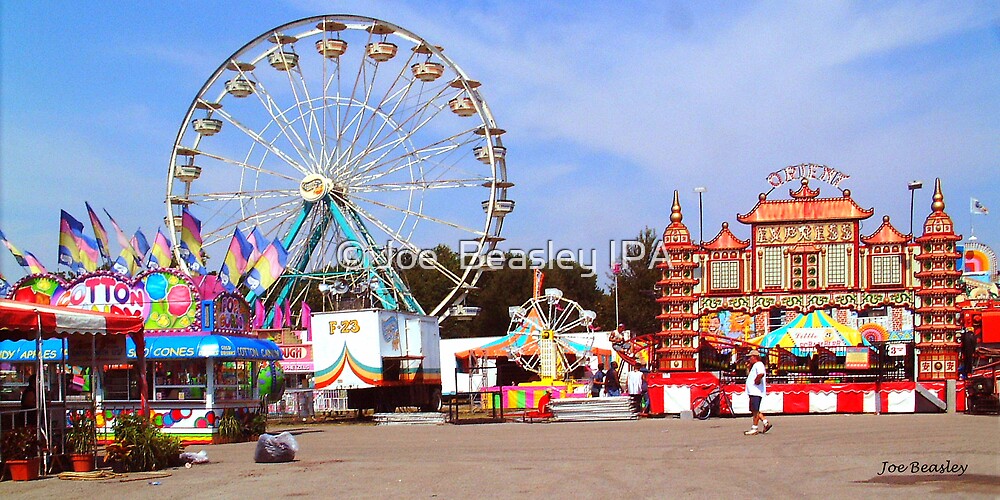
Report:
10,270,202,333
8,275,67,304
96,405,261,445
699,311,758,340
135,269,200,331
213,292,251,334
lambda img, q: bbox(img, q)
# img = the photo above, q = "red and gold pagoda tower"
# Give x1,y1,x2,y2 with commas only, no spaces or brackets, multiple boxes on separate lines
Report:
913,178,963,380
653,191,700,371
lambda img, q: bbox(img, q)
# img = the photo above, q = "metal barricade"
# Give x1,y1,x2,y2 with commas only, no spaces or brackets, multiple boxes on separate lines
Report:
314,389,349,413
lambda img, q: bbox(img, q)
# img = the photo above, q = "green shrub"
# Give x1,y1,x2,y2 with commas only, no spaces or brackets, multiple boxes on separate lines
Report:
1,427,42,460
111,413,182,472
218,410,242,442
67,411,96,454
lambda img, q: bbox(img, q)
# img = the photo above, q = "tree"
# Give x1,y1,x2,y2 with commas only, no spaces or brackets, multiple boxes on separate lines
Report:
600,227,662,336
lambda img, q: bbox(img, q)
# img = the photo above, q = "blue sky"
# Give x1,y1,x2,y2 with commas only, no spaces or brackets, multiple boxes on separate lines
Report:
1,1,997,287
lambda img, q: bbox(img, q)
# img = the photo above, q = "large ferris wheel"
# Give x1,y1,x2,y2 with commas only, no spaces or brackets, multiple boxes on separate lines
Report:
165,15,513,321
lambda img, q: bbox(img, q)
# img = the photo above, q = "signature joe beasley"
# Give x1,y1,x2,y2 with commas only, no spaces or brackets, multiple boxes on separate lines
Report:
878,460,969,476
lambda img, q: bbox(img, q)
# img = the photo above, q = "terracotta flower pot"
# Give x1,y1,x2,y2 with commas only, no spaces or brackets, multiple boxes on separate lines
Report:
7,457,41,481
70,453,96,472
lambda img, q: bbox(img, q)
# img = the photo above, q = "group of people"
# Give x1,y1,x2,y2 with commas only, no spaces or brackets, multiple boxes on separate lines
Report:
584,348,773,435
588,360,649,413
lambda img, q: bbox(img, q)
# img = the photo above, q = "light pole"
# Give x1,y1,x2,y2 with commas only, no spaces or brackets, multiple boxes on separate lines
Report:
612,261,622,328
908,180,923,239
694,187,707,244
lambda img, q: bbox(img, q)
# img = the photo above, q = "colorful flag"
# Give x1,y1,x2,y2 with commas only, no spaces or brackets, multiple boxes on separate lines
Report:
253,299,266,330
245,238,288,296
301,301,312,341
111,253,135,276
148,228,172,269
246,226,268,269
533,268,544,298
59,210,85,273
85,202,112,265
0,227,48,275
77,233,101,272
971,198,989,216
179,207,204,274
283,299,293,328
131,229,151,258
62,210,99,272
272,301,284,329
219,228,253,292
104,209,136,257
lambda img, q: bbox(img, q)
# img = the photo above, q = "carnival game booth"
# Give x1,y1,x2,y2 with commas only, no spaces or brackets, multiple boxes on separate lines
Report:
649,371,961,416
0,298,146,474
7,270,281,445
649,310,957,415
623,171,977,415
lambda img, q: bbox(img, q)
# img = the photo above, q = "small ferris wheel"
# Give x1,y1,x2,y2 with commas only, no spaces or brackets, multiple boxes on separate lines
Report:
506,288,598,383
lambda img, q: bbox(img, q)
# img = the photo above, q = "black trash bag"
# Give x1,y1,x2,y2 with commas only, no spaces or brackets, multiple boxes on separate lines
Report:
254,432,299,463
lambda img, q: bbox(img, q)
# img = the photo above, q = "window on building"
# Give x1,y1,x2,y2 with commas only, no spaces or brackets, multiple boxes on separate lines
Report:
710,260,739,290
763,247,783,288
858,306,887,318
827,244,848,286
872,255,902,286
768,308,785,332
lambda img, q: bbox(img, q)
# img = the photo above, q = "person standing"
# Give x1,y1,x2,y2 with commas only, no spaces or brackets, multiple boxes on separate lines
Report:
590,363,605,397
744,349,772,435
605,361,622,397
20,374,38,428
626,365,644,410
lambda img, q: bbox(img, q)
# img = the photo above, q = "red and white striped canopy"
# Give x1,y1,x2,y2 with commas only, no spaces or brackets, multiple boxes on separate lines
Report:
0,299,144,340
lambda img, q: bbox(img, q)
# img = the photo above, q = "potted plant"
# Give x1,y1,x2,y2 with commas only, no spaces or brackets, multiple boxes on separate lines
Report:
109,413,182,472
2,427,43,481
217,410,242,444
66,411,96,472
103,442,132,473
243,411,267,441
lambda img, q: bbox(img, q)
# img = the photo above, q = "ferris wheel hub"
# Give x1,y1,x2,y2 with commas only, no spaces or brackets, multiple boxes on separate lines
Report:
299,174,333,202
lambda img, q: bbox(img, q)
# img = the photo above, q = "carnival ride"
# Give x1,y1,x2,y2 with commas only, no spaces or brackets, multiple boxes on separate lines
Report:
503,288,598,385
165,14,512,324
963,299,1000,414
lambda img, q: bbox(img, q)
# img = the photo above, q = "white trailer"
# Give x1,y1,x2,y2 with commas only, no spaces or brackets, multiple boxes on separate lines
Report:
312,309,442,412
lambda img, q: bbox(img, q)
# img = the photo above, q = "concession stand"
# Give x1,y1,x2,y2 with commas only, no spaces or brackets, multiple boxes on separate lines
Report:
0,298,146,471
5,269,281,444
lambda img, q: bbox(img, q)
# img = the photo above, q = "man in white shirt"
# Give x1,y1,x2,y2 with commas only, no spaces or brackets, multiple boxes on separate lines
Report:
744,349,772,435
626,366,643,408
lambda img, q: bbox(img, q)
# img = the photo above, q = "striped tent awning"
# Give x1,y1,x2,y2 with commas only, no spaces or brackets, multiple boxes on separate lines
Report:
0,299,144,340
749,310,868,350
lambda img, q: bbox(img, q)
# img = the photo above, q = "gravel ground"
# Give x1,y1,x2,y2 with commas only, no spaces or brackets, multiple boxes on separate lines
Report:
2,413,997,499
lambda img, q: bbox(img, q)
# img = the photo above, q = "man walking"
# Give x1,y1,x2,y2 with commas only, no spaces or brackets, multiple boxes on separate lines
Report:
744,349,772,435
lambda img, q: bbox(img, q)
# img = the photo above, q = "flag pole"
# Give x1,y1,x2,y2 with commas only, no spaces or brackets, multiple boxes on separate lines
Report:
969,209,977,241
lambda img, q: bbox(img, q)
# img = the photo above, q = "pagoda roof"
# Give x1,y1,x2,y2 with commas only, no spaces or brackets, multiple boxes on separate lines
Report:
702,222,750,250
861,216,910,245
914,178,963,241
737,180,874,224
662,189,696,248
